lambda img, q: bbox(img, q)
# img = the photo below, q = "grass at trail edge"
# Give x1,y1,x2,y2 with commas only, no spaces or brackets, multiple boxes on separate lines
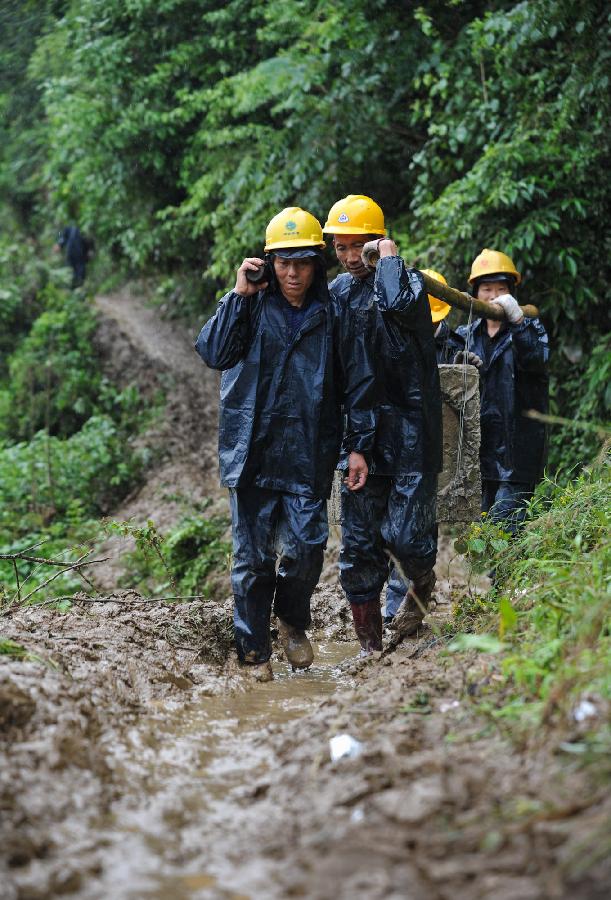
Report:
451,454,610,768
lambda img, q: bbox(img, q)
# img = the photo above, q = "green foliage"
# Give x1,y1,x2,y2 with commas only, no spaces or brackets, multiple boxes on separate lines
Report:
0,529,99,610
104,517,177,591
2,287,102,440
0,416,144,541
448,632,506,654
14,0,605,471
0,637,47,664
0,637,29,659
107,513,231,598
164,515,231,595
0,1,56,223
548,334,611,469
401,0,610,469
452,459,610,747
0,212,49,371
454,518,511,572
0,284,151,600
31,0,450,278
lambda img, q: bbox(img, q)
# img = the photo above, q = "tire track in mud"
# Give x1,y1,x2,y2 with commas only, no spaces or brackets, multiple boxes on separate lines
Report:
2,286,609,899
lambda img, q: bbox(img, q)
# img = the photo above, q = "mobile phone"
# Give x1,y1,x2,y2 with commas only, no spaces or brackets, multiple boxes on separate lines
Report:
245,260,272,284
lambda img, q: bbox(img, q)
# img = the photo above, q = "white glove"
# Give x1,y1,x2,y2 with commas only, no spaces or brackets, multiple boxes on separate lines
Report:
453,350,483,369
490,293,523,324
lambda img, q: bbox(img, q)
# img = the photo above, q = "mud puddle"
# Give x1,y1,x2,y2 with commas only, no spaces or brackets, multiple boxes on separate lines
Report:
83,640,360,899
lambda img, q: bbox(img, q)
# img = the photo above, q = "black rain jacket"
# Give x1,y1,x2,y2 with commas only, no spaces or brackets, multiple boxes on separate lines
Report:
195,265,375,499
330,257,443,477
447,317,549,482
58,226,86,265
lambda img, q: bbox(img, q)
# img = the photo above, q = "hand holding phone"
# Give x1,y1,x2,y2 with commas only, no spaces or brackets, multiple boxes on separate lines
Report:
235,258,270,296
245,259,272,285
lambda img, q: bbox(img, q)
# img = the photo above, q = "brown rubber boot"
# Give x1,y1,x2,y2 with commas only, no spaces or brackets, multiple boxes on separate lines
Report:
391,569,436,639
277,619,314,670
241,651,274,682
350,599,383,656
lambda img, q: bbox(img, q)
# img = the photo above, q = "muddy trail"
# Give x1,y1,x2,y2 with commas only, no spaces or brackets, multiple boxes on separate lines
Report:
2,287,609,899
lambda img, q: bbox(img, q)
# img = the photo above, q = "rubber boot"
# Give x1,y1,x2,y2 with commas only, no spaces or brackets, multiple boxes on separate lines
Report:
350,599,383,656
241,651,274,682
391,569,436,639
277,619,314,670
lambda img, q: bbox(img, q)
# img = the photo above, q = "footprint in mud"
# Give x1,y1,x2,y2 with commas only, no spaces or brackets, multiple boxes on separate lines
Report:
75,640,359,899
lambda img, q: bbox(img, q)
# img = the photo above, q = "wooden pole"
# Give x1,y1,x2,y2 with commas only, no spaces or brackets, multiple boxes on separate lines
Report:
361,244,539,320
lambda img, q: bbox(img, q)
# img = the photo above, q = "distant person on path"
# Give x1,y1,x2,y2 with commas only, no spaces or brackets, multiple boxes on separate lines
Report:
55,225,91,288
448,249,549,534
195,207,375,682
325,195,443,652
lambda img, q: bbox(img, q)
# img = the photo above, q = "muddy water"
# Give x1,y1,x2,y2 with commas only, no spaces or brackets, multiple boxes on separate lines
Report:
85,640,359,899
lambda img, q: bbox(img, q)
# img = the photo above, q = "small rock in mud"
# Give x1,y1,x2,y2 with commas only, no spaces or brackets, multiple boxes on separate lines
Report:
0,675,36,731
371,776,445,824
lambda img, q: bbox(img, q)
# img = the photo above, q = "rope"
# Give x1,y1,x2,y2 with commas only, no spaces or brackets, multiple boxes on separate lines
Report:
455,298,474,480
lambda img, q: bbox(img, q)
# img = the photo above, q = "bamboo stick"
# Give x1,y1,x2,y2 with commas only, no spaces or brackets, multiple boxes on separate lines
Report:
361,244,539,320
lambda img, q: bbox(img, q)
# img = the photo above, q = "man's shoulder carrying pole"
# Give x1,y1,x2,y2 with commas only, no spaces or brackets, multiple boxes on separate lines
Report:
361,242,539,321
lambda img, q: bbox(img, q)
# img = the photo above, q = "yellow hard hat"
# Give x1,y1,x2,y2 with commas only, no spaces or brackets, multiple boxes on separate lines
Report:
421,268,450,323
264,207,325,251
468,248,521,285
323,194,385,236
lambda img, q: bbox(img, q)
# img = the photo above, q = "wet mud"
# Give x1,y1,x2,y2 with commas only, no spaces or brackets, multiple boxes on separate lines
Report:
3,552,608,899
2,289,609,899
0,593,360,899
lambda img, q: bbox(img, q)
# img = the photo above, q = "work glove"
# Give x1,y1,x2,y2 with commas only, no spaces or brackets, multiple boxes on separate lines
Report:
490,293,523,324
453,350,483,369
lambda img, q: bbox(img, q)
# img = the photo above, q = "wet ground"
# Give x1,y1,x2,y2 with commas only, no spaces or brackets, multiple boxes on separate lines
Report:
2,569,609,900
86,641,359,899
2,288,609,898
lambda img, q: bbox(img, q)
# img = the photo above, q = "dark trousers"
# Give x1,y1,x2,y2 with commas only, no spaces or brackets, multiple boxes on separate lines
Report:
481,480,534,535
68,256,86,288
229,487,327,664
339,473,437,612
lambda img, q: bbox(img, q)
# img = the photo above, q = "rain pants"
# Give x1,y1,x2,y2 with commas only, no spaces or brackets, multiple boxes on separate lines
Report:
196,268,375,662
448,316,549,532
330,257,442,616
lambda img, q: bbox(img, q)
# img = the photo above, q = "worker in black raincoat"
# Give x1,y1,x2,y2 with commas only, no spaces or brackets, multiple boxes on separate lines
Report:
447,249,549,533
384,267,457,619
195,207,375,681
325,195,443,653
55,225,89,288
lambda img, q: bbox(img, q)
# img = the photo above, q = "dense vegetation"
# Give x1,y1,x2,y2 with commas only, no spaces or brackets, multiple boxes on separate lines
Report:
2,0,609,471
450,456,610,773
0,1,608,605
0,237,148,602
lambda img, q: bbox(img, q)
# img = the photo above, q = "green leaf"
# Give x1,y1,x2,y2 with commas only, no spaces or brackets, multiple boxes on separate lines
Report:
498,596,517,637
491,538,509,553
447,633,506,654
468,538,487,554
